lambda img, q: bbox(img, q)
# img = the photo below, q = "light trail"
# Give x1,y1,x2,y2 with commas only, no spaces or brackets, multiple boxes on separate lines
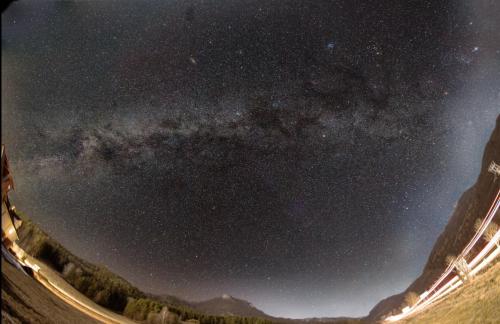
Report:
8,246,135,324
34,272,126,324
385,187,500,322
424,189,500,298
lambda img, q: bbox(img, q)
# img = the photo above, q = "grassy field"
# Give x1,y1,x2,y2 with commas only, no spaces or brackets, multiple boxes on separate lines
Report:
403,260,500,324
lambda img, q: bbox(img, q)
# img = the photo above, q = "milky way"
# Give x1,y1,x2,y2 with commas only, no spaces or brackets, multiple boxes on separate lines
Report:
2,0,500,318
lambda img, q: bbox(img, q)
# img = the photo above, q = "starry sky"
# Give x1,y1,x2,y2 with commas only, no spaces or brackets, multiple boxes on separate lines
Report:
2,0,500,319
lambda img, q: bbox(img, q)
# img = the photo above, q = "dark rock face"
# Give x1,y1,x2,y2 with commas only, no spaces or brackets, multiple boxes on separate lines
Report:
368,115,500,321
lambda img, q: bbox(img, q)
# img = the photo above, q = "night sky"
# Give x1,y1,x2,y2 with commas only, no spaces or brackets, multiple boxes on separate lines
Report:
2,0,500,318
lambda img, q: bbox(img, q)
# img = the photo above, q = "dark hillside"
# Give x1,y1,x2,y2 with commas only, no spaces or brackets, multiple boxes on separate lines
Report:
12,216,273,324
368,115,500,320
193,294,270,318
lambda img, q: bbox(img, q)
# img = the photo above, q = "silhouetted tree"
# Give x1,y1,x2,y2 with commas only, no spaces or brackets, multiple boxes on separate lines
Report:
484,222,499,247
445,254,456,268
446,255,470,281
404,291,419,307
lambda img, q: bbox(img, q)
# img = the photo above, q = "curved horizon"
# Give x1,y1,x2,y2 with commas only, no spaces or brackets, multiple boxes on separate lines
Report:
2,0,499,318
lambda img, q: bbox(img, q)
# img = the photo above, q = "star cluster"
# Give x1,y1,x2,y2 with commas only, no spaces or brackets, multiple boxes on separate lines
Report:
2,0,499,318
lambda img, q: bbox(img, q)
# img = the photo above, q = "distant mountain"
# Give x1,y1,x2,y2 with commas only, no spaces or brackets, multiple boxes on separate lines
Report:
150,293,271,319
368,116,500,321
192,294,271,318
14,216,339,323
153,293,364,324
12,218,274,323
147,293,193,309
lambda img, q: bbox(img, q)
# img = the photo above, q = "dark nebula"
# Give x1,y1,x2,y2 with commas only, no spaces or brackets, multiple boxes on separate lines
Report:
2,0,499,318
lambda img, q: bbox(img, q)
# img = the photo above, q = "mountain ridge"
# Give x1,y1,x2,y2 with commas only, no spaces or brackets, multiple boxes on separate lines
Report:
193,294,270,318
